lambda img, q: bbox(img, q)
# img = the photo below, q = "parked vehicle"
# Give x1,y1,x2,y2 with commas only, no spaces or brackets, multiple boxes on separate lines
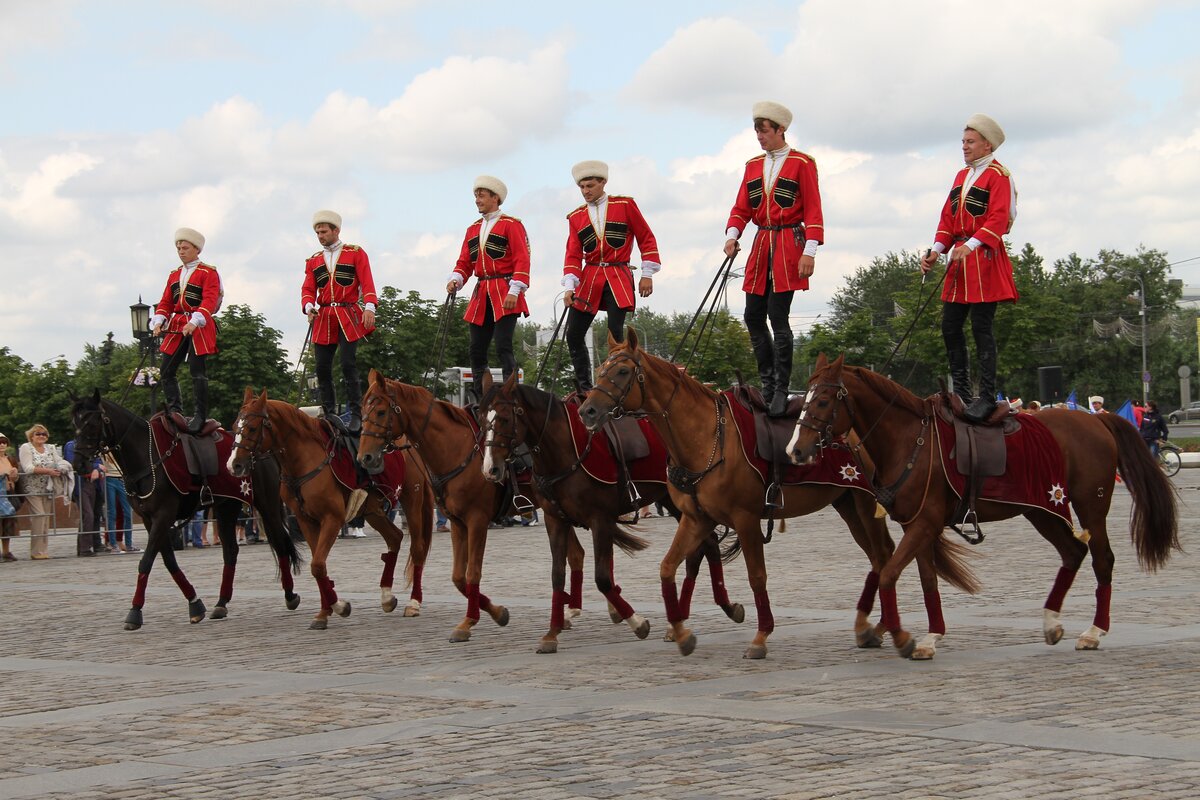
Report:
1167,401,1200,425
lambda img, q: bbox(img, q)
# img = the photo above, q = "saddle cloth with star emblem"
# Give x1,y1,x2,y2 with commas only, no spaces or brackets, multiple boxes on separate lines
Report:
933,413,1073,528
722,390,871,491
150,417,253,503
563,399,669,486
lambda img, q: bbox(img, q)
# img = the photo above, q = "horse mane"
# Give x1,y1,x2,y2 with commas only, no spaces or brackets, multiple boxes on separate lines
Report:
386,378,474,428
843,365,928,417
264,399,328,435
625,343,717,404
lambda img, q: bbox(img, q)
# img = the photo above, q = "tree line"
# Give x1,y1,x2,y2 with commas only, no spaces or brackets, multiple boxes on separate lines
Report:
1,245,1193,442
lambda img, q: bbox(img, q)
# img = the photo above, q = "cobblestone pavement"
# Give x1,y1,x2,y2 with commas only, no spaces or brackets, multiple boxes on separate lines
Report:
1,468,1197,799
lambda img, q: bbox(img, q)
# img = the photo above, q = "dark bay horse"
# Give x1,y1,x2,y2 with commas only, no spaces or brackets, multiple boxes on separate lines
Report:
477,371,745,654
357,369,519,643
71,391,301,630
229,389,434,630
578,330,977,660
788,354,1180,656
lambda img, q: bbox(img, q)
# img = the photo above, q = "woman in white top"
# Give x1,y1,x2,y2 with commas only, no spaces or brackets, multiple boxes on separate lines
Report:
17,424,72,559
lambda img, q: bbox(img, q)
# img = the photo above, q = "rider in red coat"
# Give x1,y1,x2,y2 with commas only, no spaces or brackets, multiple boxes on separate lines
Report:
151,227,223,433
920,113,1019,423
562,160,661,392
302,209,378,432
724,101,824,416
446,176,530,401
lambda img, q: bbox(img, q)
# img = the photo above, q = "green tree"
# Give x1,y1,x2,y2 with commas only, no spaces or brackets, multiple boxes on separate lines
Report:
206,304,289,424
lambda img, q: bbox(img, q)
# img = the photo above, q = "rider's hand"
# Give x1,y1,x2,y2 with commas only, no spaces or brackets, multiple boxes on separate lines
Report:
362,309,376,331
638,277,653,297
723,239,740,259
502,294,518,311
563,290,575,307
919,250,939,274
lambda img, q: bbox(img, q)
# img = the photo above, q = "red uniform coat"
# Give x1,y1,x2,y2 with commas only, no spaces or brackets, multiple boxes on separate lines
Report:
726,149,824,296
452,215,531,325
301,244,378,345
155,263,221,356
933,159,1019,305
563,195,661,313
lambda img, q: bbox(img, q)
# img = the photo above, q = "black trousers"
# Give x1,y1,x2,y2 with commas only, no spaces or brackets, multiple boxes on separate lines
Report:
314,332,360,412
566,283,627,390
744,281,794,389
941,301,998,397
469,303,518,398
161,346,206,381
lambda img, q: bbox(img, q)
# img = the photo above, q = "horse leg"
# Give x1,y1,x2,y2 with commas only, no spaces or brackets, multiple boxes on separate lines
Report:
566,529,585,621
833,491,893,649
160,542,206,624
538,517,572,654
401,499,432,618
909,549,946,660
254,469,301,611
211,501,240,621
659,513,713,656
447,519,476,642
734,517,774,660
125,537,161,630
592,522,649,640
468,521,509,631
1027,510,1090,646
306,514,346,630
878,523,936,659
701,529,744,623
1070,510,1113,650
369,503,405,613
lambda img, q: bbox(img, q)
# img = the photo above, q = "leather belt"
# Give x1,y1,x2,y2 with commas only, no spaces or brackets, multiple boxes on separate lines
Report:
320,302,355,307
477,274,513,281
586,261,631,268
758,224,803,232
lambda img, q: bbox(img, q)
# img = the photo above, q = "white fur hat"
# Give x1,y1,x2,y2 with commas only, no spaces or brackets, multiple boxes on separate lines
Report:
965,113,1005,150
1010,398,1023,410
571,160,609,184
1089,396,1104,406
174,227,205,251
312,210,342,229
752,100,792,129
473,175,508,204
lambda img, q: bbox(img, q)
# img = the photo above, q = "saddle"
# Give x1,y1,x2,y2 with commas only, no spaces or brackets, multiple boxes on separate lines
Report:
728,384,804,464
603,414,650,462
932,392,1022,542
162,412,222,481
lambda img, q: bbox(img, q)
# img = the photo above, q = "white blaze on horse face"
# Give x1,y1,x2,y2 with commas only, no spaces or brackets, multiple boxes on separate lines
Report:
786,420,803,461
225,418,244,473
481,408,499,476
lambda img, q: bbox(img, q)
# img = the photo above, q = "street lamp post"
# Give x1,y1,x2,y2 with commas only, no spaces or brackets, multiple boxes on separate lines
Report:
129,296,158,413
1133,272,1148,406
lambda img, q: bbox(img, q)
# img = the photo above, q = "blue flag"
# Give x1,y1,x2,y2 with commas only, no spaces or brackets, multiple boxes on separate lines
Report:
1115,400,1138,427
1065,390,1078,410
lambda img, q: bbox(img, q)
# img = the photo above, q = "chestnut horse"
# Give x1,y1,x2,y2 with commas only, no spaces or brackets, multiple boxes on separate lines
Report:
578,330,977,659
229,388,434,630
788,354,1180,656
71,391,302,630
357,369,522,643
477,371,745,653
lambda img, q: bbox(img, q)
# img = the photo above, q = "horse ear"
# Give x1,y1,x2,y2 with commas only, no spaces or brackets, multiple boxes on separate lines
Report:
91,388,101,403
370,368,384,387
259,387,269,402
243,386,255,404
626,327,640,351
814,353,828,371
503,371,519,391
830,353,845,372
481,370,494,394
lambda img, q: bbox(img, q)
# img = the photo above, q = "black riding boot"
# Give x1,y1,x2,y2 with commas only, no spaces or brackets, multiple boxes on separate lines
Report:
768,334,793,418
749,329,775,407
188,377,209,434
317,379,346,432
162,378,183,415
965,344,998,423
345,378,362,434
947,345,972,404
570,347,594,394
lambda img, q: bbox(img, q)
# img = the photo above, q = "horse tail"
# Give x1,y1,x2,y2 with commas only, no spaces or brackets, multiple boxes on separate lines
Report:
1096,414,1180,572
931,534,981,595
263,506,303,575
720,528,742,564
613,524,649,556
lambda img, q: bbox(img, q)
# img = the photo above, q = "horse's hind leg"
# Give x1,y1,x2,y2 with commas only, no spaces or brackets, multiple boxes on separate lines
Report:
1027,510,1090,647
699,529,743,623
160,538,206,624
211,501,240,620
369,501,405,613
538,517,573,654
833,491,894,649
401,491,432,618
659,513,718,656
254,468,300,611
909,549,946,660
305,511,346,630
566,529,585,621
592,522,649,640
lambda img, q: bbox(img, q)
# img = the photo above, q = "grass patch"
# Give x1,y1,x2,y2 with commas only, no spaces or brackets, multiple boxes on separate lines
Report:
1169,437,1200,452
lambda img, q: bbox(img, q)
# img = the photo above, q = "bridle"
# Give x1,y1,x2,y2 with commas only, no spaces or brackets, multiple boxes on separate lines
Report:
794,378,856,451
73,402,159,500
590,349,648,420
230,405,274,469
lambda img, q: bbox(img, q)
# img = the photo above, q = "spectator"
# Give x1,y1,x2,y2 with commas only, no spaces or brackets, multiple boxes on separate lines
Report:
189,508,209,548
1089,396,1106,414
436,506,449,533
102,452,136,552
1139,401,1169,458
18,424,72,559
1,433,19,561
1026,400,1042,412
64,438,105,556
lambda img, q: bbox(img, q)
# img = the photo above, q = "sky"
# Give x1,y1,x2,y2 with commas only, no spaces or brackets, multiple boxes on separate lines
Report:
2,0,1199,368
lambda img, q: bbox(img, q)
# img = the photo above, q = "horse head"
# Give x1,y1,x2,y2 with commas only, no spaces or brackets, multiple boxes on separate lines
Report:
70,388,108,470
478,371,523,484
228,387,271,477
787,352,851,464
358,368,402,475
578,326,646,431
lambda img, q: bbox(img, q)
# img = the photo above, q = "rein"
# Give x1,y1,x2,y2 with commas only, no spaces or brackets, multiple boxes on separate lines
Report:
233,403,334,521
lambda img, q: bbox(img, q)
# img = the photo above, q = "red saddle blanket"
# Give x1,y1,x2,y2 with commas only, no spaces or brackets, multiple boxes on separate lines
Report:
933,414,1073,528
329,439,406,506
564,400,668,485
722,390,870,490
151,418,253,503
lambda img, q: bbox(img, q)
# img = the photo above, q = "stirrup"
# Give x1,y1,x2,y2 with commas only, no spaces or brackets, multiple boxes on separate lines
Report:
764,482,783,510
948,508,985,545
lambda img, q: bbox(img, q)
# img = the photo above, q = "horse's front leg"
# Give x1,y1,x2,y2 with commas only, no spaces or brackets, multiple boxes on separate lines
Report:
733,515,774,660
659,513,713,656
464,512,508,632
878,523,937,659
566,527,585,621
447,517,477,642
538,516,573,654
370,502,406,614
125,531,163,631
909,549,945,660
592,522,650,640
210,502,240,620
160,532,206,625
306,509,348,630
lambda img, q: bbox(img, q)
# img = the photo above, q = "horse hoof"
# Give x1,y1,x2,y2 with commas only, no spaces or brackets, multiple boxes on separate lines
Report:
561,616,572,630
403,601,421,617
210,606,228,621
493,607,510,627
382,596,399,613
607,603,622,624
536,639,558,654
567,607,582,620
123,608,143,631
285,593,301,611
677,631,697,657
663,629,676,642
724,603,746,624
449,627,472,643
856,628,884,648
897,638,917,659
911,646,936,661
1075,636,1101,651
334,600,351,618
1045,625,1064,646
309,618,328,630
743,643,768,660
633,618,651,640
188,598,206,624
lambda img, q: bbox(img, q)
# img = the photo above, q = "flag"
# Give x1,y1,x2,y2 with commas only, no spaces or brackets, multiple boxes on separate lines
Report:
996,392,1006,403
1115,400,1138,428
1066,390,1078,410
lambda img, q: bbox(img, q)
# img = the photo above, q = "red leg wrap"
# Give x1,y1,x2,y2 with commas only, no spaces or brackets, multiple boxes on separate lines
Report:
411,563,424,602
679,575,697,619
1045,566,1077,613
550,589,568,630
1093,583,1112,631
661,579,682,623
857,571,880,615
316,575,337,611
707,559,731,607
466,583,481,620
924,590,945,635
379,550,400,588
569,568,583,608
604,587,635,621
219,564,235,602
753,588,775,633
879,586,901,633
169,569,197,601
132,572,150,608
278,556,294,592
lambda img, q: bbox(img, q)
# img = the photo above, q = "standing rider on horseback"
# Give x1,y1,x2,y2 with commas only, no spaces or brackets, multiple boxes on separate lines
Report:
302,210,377,434
152,228,223,433
920,114,1019,424
724,101,824,417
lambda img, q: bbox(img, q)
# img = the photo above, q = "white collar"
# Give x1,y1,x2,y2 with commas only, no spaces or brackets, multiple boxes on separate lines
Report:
968,153,995,171
323,240,343,253
587,193,608,208
767,145,790,159
481,210,501,222
180,259,200,270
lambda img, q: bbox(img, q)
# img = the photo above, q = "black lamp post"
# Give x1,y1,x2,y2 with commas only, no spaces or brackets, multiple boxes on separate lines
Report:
129,296,157,413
